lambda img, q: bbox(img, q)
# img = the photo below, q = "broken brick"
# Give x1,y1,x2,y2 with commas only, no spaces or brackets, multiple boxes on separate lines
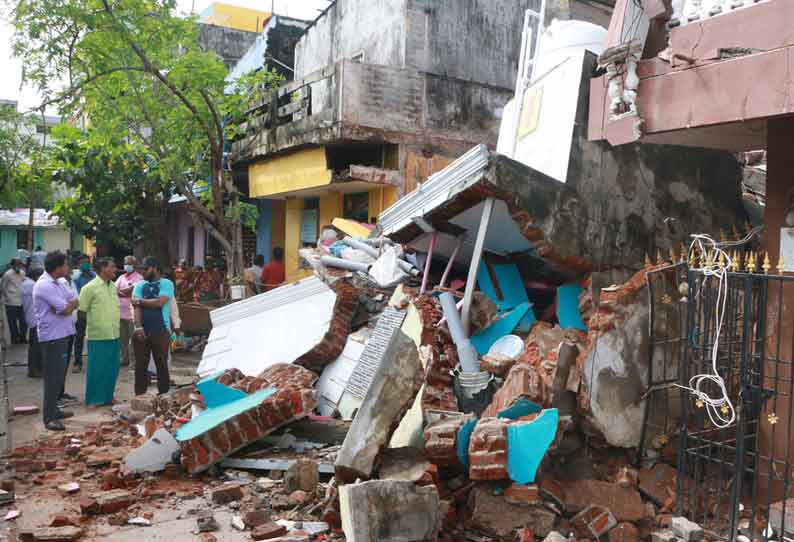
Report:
610,522,641,542
423,415,472,467
288,490,309,506
49,516,79,528
251,522,288,540
95,490,132,515
617,467,639,489
30,526,83,541
197,515,219,532
505,483,540,506
480,353,517,378
180,365,318,474
482,364,540,418
563,479,646,522
78,497,98,515
211,483,244,505
468,417,509,481
284,459,319,493
572,505,617,539
243,509,271,528
198,534,217,542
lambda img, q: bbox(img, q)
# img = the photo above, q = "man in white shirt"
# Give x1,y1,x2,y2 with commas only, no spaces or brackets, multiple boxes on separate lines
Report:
2,258,28,343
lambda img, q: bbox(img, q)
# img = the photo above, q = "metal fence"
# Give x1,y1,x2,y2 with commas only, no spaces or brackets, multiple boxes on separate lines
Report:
671,268,794,542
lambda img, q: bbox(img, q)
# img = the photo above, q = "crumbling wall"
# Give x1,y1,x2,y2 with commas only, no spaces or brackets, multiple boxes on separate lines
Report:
198,23,259,69
565,52,747,269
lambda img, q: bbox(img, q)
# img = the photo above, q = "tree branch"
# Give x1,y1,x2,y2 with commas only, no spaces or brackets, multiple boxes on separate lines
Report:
36,66,147,110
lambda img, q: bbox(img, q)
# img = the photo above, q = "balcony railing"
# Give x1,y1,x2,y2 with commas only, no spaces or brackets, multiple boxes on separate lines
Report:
670,0,766,28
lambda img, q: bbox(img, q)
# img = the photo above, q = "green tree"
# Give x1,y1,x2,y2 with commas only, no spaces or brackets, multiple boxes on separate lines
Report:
8,0,281,276
0,107,54,252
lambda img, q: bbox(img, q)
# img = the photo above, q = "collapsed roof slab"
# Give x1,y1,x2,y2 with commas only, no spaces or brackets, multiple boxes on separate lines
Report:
379,144,593,276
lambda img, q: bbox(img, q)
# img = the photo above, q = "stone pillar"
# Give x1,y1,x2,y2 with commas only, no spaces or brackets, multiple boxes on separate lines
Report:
759,118,794,499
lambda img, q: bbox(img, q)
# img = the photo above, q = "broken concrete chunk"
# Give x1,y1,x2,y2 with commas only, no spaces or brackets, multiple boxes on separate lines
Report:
563,479,646,522
651,529,678,542
339,480,440,542
79,490,132,515
284,459,319,493
467,486,556,539
56,482,80,495
230,515,246,531
378,447,431,482
123,428,179,474
671,517,703,542
211,483,244,505
543,532,568,542
335,330,422,483
196,515,219,532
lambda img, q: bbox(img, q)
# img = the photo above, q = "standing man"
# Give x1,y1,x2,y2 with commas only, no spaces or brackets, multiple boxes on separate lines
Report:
132,257,175,396
33,251,79,431
260,247,286,292
78,258,120,406
71,254,95,373
245,254,265,295
22,267,43,377
2,258,28,343
31,246,47,270
116,256,143,368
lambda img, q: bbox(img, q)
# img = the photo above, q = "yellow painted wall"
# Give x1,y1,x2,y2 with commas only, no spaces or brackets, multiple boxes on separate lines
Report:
199,3,271,33
319,192,342,230
248,147,332,198
284,198,303,281
270,200,286,257
369,186,400,222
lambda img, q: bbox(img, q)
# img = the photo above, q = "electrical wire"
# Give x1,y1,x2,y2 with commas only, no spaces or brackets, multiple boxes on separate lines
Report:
671,228,761,429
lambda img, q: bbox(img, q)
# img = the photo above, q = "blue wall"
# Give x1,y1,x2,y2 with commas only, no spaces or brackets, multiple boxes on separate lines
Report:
256,200,273,264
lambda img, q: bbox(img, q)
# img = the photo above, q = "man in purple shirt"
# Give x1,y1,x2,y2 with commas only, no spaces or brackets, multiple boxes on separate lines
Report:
33,251,79,431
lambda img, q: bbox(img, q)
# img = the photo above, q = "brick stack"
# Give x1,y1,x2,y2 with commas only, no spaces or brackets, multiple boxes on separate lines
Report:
423,415,473,467
468,417,509,481
181,364,319,474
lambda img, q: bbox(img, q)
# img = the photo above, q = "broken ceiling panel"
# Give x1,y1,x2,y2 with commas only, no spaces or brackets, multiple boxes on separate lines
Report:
198,276,338,377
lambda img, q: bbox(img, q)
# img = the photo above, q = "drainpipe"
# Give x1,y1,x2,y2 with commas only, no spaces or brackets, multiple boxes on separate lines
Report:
319,255,370,273
439,292,479,373
461,198,495,334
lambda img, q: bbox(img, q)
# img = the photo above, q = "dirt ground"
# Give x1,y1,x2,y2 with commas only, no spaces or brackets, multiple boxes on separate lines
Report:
0,342,266,542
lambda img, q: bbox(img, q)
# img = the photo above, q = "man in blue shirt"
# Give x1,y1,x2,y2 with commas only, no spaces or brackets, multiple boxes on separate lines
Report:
132,257,175,396
71,254,95,373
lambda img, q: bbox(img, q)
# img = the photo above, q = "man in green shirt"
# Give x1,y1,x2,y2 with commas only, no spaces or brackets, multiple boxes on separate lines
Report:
78,258,120,406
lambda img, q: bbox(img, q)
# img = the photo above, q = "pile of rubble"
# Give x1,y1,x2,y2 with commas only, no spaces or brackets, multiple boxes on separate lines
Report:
0,219,703,542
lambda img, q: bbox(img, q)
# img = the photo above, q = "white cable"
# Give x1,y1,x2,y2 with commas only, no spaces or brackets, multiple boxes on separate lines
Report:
674,233,737,429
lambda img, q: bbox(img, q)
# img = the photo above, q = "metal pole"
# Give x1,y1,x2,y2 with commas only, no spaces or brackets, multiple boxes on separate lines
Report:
0,307,10,455
461,198,495,334
420,232,438,295
439,235,464,289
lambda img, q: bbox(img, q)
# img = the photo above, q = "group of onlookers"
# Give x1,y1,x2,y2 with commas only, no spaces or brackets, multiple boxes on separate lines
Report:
1,252,177,431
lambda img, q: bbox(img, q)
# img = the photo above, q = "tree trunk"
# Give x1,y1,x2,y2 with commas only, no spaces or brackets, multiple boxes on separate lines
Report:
27,185,35,254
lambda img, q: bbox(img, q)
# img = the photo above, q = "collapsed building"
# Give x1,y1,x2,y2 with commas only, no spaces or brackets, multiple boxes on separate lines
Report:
2,4,774,542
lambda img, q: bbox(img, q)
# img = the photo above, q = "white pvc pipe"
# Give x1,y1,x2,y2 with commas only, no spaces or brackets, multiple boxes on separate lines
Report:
440,292,479,373
461,198,495,334
420,232,438,295
342,236,380,259
320,256,370,273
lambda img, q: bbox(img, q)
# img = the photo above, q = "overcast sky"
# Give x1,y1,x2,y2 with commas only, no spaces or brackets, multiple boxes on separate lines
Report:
0,0,330,111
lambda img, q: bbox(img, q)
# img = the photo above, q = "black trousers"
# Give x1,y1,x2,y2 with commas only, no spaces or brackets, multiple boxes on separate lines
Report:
27,328,42,377
5,305,27,343
73,318,86,366
40,337,70,425
133,331,170,395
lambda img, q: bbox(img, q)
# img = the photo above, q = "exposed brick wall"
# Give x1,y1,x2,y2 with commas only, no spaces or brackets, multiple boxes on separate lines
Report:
181,364,318,474
482,364,543,418
294,283,360,372
423,415,473,467
468,417,509,481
